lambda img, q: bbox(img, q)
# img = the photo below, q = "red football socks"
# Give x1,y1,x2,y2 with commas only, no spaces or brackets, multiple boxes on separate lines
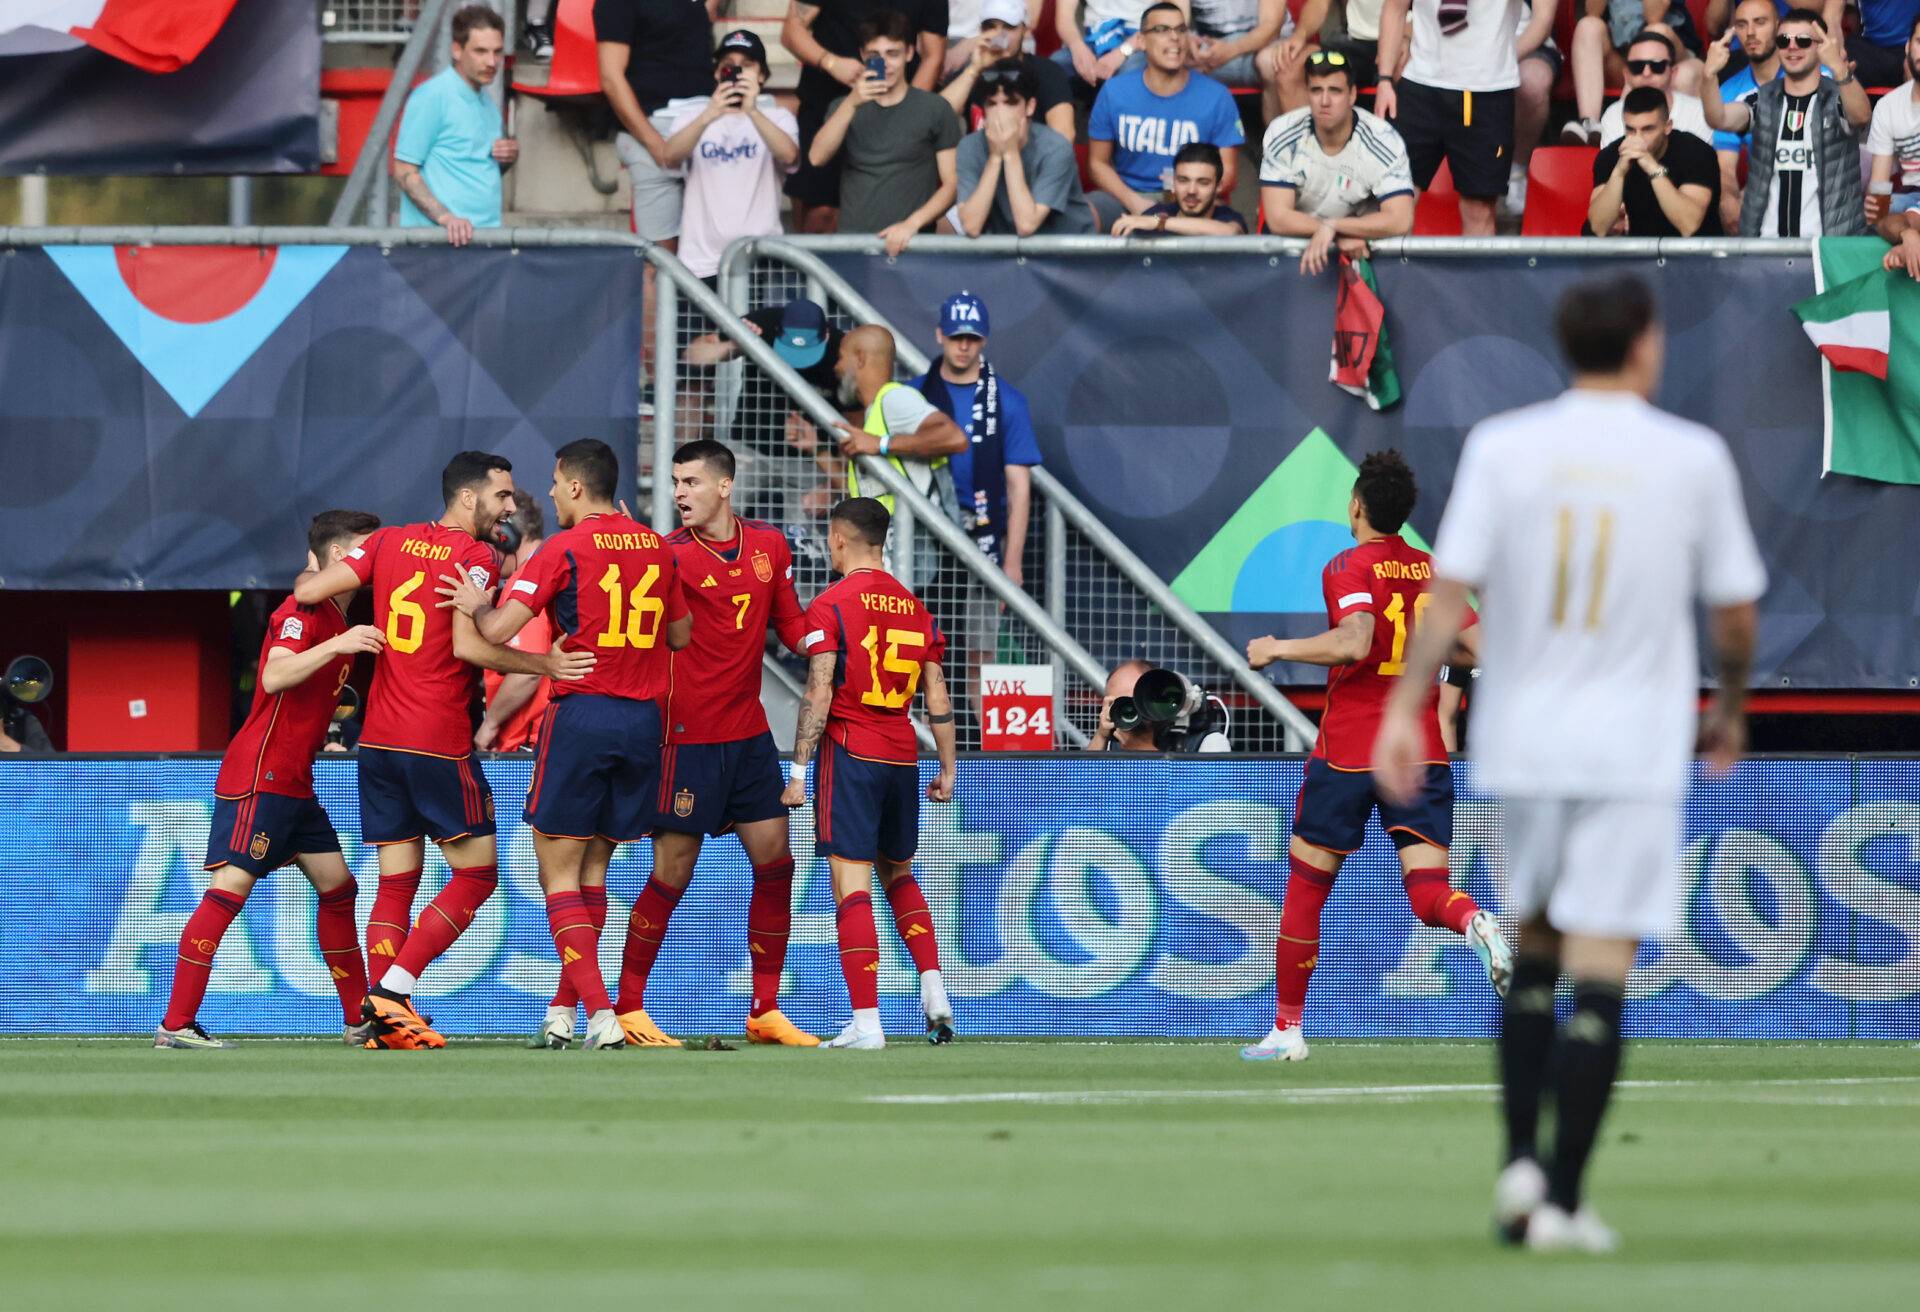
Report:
314,880,367,1025
1404,867,1479,934
1273,856,1337,1028
836,890,881,1011
551,885,607,1010
884,874,940,974
746,857,795,1017
162,888,247,1030
389,866,497,981
546,891,612,1014
615,877,684,1012
365,869,420,978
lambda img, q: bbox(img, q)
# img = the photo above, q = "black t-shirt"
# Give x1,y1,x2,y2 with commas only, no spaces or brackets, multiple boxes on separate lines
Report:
730,306,846,456
1589,130,1723,237
960,54,1073,131
796,0,950,106
593,0,714,113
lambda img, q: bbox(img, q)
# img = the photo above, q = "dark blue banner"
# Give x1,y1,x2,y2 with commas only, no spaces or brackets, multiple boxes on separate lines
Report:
1,756,1911,1038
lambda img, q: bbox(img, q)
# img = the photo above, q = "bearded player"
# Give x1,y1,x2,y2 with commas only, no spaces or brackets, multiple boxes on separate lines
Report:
439,438,691,1051
296,451,595,1048
1241,450,1512,1062
783,497,958,1050
155,511,387,1049
531,439,818,1049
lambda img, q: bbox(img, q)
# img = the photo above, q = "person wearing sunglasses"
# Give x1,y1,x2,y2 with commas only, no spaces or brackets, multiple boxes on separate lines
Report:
944,0,1078,141
1586,85,1722,237
1564,1,1706,148
1700,7,1869,236
1702,0,1800,234
1591,30,1715,151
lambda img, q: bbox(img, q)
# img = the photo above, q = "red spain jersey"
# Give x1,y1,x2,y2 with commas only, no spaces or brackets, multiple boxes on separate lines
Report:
344,522,499,758
664,518,808,744
509,511,689,702
1315,534,1474,770
481,555,554,751
803,568,946,765
214,596,350,799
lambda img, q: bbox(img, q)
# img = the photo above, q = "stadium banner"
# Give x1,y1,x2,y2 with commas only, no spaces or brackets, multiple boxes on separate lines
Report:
1,245,643,588
0,0,318,174
822,252,1920,691
1,755,1913,1040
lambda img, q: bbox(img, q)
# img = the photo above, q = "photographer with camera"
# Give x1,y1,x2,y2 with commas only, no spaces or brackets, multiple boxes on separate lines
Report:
1088,658,1232,752
0,655,55,753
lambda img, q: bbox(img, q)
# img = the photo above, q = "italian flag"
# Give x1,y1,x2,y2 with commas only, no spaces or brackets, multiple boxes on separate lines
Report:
1793,238,1920,483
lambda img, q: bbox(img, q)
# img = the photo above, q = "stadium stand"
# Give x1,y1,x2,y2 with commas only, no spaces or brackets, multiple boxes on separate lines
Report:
1518,144,1599,236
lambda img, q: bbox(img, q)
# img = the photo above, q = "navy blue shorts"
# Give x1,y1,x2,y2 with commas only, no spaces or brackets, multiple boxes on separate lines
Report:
1292,757,1454,855
654,731,788,836
524,693,662,844
204,792,340,877
357,747,496,845
815,740,918,864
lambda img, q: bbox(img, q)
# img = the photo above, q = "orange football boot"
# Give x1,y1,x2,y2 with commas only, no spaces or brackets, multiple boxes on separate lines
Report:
614,1008,682,1048
744,1009,820,1047
362,993,446,1049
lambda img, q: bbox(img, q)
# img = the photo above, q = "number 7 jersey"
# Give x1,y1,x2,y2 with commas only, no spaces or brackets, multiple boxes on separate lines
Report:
802,567,947,764
508,510,690,702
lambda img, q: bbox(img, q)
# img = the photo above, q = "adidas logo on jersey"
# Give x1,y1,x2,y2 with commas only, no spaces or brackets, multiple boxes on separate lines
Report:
701,574,719,588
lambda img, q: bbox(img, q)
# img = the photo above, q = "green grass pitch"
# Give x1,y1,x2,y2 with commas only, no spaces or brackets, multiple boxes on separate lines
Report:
2,1038,1914,1310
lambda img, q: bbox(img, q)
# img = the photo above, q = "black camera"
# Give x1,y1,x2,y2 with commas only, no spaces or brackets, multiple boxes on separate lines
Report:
1110,668,1230,751
3,655,55,752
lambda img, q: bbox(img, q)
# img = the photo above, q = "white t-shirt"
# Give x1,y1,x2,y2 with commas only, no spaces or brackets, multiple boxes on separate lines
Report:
1405,0,1523,94
1600,91,1715,149
1432,389,1767,800
1260,106,1415,217
1081,0,1153,33
873,384,944,496
658,95,799,279
1760,90,1822,238
1867,81,1920,189
1348,0,1384,43
950,0,981,39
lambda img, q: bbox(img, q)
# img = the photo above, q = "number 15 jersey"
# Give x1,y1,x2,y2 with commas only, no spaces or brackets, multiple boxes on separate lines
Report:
803,567,946,765
509,510,690,702
344,522,498,758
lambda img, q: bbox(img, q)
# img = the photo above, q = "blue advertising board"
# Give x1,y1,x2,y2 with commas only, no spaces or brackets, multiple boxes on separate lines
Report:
0,757,1913,1039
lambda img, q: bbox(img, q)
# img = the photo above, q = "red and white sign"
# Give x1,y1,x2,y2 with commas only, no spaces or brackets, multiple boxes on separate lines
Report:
980,664,1054,750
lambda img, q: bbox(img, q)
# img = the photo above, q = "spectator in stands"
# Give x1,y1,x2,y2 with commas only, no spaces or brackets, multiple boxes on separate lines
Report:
393,5,516,246
1112,141,1250,231
1586,85,1723,235
945,0,1044,79
595,0,713,250
478,493,551,752
945,0,1078,139
1087,659,1156,751
1507,4,1566,217
1870,19,1920,277
1596,31,1715,147
1564,0,1705,145
1261,49,1415,274
658,32,799,285
1087,3,1246,216
832,325,968,527
1188,0,1294,123
1276,0,1384,113
1845,0,1920,91
521,0,554,60
1376,0,1556,236
1054,0,1164,86
808,10,964,255
1705,0,1793,234
784,0,949,233
1702,8,1869,236
956,61,1117,233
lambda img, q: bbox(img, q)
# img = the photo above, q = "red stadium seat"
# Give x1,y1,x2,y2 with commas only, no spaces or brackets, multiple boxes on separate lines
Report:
513,0,600,98
1413,160,1463,235
1520,145,1599,235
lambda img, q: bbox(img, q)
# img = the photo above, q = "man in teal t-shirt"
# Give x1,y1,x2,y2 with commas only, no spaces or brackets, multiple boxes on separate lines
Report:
394,5,518,243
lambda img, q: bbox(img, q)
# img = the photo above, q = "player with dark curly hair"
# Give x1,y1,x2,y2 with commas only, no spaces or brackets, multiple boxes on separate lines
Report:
1240,449,1512,1062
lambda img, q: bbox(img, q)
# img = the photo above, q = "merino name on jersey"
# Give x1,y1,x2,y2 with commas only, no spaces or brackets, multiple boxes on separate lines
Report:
664,520,808,743
214,596,350,799
344,523,498,758
802,568,947,765
1315,534,1468,770
512,511,689,702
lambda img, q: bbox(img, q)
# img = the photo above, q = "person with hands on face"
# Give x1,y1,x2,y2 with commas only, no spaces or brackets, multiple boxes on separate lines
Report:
808,10,963,255
1112,141,1249,233
1587,86,1721,237
393,5,516,247
946,0,1078,140
956,60,1112,234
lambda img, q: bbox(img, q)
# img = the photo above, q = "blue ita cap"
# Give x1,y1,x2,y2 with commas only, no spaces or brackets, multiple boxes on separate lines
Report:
938,291,989,338
774,298,828,368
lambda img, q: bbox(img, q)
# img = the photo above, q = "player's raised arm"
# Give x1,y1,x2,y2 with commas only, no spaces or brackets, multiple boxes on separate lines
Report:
260,625,385,694
921,660,956,802
449,607,595,682
1246,613,1375,670
781,651,837,807
293,558,363,606
1372,577,1474,803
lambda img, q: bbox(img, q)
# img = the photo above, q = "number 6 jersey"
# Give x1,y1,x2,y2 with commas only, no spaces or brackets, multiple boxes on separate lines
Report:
802,566,947,765
509,510,689,703
343,521,499,758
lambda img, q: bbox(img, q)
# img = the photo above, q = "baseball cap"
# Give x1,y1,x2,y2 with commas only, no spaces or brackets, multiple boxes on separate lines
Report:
938,292,989,339
979,0,1028,25
715,28,768,72
774,298,828,368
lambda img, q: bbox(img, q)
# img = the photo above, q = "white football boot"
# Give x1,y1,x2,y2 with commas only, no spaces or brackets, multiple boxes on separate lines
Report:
1493,1157,1549,1245
1525,1203,1620,1254
581,1010,627,1051
1239,1024,1309,1062
1467,911,1514,998
823,1012,886,1050
921,969,955,1044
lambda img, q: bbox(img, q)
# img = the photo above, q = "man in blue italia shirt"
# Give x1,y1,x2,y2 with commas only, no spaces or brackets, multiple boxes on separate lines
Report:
394,5,517,243
1087,1,1245,215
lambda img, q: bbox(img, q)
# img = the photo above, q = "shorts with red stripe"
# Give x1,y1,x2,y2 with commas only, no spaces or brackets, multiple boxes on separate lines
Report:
814,739,918,864
1292,756,1453,855
652,731,788,837
356,745,496,845
204,792,340,876
524,693,661,843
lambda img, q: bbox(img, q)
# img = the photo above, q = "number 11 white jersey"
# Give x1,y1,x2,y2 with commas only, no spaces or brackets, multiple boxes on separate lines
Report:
1432,389,1768,800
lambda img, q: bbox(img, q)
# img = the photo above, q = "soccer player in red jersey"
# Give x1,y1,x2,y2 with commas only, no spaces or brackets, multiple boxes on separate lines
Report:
782,497,958,1050
156,511,388,1049
439,439,691,1051
296,451,595,1049
478,492,554,753
1241,451,1512,1062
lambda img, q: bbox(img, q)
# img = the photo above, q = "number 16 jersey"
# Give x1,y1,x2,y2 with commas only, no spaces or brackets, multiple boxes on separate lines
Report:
803,567,946,765
343,522,498,757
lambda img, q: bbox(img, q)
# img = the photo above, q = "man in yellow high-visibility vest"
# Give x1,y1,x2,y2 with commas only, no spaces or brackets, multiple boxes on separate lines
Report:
830,324,967,516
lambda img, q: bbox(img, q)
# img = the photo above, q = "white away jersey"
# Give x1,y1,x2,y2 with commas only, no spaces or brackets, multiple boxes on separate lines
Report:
1433,389,1767,799
1260,107,1414,219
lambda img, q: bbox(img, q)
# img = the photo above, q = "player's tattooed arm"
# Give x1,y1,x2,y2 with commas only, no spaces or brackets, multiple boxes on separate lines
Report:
782,653,838,807
1246,612,1374,670
1698,600,1757,775
922,661,957,803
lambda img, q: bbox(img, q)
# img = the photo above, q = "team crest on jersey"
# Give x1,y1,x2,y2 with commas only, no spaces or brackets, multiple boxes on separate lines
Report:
248,831,271,861
467,565,491,590
279,616,305,640
674,788,695,817
751,551,773,582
